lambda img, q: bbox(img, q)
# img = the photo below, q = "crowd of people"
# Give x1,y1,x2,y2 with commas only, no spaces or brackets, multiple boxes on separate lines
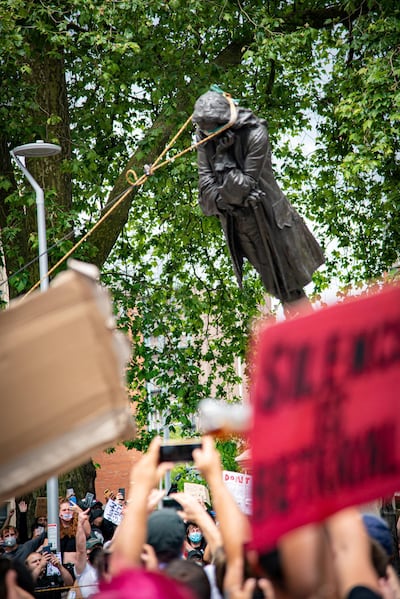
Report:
1,436,400,599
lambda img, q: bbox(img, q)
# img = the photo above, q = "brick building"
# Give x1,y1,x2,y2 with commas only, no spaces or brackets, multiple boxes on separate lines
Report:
91,444,142,502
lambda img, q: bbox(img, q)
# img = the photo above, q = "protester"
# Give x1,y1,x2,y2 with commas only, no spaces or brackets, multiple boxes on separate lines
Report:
25,550,73,599
35,517,48,529
170,491,222,564
92,437,195,599
88,510,105,546
191,435,269,599
0,556,35,598
73,510,103,598
362,514,395,560
185,522,207,559
164,559,211,599
115,492,125,507
30,518,47,542
59,499,91,565
362,513,400,599
2,526,46,566
1,503,29,546
146,509,186,566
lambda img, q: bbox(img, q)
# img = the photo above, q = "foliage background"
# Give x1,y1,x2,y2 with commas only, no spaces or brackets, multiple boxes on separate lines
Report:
1,0,399,498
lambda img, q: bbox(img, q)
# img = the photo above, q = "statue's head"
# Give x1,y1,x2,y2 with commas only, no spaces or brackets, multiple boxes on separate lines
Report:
192,91,233,134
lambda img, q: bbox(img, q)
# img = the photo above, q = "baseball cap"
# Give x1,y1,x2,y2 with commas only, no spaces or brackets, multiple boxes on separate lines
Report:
90,509,104,522
86,537,103,550
362,513,394,557
147,509,186,560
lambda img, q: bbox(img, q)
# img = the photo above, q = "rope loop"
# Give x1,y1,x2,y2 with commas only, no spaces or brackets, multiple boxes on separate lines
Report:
126,169,139,185
22,89,237,298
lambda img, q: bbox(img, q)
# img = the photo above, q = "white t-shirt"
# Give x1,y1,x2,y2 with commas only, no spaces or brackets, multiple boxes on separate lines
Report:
74,562,99,598
204,563,223,599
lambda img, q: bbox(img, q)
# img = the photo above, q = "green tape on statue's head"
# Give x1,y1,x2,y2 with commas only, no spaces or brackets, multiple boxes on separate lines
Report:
209,84,225,95
209,84,240,105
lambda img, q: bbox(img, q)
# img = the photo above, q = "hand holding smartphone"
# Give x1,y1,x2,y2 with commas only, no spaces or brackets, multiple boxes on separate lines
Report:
162,497,183,510
159,440,201,463
83,492,94,507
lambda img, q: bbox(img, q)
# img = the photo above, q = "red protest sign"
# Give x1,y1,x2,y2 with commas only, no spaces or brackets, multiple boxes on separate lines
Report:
249,285,400,552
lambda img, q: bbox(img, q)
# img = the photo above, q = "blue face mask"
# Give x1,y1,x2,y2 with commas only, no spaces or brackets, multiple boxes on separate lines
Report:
189,532,202,544
4,536,17,548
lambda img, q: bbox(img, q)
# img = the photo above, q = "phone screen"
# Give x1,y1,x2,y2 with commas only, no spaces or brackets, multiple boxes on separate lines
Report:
159,442,201,463
84,492,94,506
162,497,183,510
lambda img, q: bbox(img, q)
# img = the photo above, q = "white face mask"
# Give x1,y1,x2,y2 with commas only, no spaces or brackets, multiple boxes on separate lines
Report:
61,512,73,521
4,536,17,547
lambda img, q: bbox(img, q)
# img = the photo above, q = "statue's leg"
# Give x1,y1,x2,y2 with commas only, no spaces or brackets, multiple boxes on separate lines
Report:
282,289,313,319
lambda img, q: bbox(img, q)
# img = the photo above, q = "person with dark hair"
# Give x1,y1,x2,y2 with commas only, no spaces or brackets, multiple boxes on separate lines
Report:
25,551,73,599
89,506,115,545
146,509,186,566
187,550,205,566
165,559,211,599
30,518,47,542
0,556,35,598
170,492,222,566
88,510,105,545
192,89,324,315
185,522,207,560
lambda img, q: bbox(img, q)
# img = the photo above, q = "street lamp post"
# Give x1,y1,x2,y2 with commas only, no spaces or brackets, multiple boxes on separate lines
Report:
10,140,62,551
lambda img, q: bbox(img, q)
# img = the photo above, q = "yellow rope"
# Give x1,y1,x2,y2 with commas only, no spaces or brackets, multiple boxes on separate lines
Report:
23,93,238,299
23,184,135,298
34,582,99,593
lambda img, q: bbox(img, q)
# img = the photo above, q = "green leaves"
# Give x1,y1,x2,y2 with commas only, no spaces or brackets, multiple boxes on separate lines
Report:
2,0,400,450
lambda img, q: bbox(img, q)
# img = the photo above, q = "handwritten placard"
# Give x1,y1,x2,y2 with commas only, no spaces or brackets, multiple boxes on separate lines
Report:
223,470,252,515
103,498,123,526
250,285,400,551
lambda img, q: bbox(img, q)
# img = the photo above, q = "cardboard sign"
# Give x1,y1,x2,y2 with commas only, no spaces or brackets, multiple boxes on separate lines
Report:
250,285,400,552
223,470,252,515
183,482,211,506
35,497,48,518
0,261,136,503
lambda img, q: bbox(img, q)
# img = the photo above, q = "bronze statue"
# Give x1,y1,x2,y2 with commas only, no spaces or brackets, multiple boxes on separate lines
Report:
192,90,324,311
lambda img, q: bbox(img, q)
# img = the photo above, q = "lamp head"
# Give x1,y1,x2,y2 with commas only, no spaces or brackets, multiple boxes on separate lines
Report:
11,140,61,158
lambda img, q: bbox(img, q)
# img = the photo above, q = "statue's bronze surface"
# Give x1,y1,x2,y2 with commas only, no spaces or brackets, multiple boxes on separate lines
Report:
193,91,324,306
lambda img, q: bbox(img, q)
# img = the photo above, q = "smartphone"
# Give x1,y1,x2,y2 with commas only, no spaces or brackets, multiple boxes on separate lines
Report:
118,488,125,498
162,497,183,510
41,545,52,554
159,441,201,463
84,492,94,507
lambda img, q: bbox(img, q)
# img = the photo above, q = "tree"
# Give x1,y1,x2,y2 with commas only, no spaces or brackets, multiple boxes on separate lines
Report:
1,0,399,463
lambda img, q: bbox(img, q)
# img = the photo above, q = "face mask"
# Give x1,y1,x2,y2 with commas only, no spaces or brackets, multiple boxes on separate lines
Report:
188,532,202,544
4,536,17,547
61,513,73,521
